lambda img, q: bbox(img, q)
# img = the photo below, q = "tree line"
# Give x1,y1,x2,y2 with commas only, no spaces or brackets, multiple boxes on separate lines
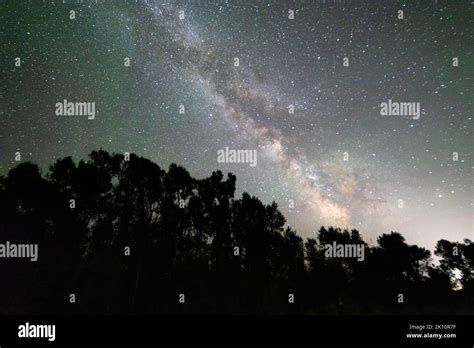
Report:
0,150,472,314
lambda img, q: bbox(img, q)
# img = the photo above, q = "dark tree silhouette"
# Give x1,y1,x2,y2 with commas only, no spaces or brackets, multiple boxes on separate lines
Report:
0,150,471,314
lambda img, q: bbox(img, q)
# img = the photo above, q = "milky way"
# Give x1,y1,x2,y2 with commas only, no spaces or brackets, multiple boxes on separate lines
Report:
1,0,472,250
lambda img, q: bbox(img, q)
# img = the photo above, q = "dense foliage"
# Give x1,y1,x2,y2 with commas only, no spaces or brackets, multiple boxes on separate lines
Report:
0,150,472,314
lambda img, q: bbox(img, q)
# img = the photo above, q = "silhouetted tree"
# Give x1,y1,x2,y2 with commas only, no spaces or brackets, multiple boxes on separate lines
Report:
0,151,471,315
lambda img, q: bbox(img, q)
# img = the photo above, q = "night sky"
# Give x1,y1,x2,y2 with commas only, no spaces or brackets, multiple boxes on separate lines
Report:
1,0,472,250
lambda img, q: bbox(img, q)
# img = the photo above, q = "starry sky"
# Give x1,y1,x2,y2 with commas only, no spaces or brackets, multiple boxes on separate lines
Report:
1,0,472,250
